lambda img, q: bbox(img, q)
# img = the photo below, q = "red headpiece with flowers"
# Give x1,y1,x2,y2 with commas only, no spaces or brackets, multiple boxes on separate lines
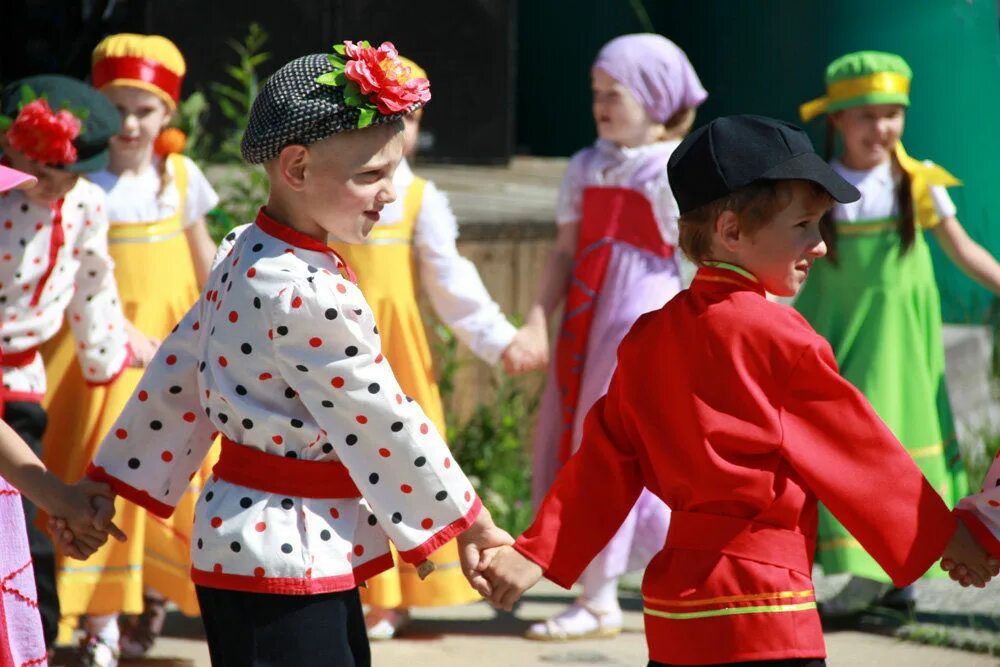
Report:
0,86,87,167
315,40,431,128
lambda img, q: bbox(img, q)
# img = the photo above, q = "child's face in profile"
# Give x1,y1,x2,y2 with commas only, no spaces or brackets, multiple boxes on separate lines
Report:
103,86,172,157
728,182,830,297
1,144,79,206
301,122,404,243
831,104,905,171
591,68,658,148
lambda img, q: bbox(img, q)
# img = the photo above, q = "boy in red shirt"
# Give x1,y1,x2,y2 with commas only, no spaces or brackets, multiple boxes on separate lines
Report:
476,115,993,666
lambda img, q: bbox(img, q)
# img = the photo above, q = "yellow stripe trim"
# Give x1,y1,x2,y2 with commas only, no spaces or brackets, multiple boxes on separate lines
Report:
836,221,896,235
696,274,753,290
644,601,817,620
108,217,184,242
908,442,945,459
644,589,815,608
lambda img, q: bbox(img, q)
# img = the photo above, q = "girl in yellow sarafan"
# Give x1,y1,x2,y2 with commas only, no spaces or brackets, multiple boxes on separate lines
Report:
40,33,218,665
330,57,544,639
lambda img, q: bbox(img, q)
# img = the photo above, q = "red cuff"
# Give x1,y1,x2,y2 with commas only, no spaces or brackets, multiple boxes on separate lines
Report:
396,496,482,564
84,345,133,387
86,462,174,518
956,508,1000,561
513,537,574,589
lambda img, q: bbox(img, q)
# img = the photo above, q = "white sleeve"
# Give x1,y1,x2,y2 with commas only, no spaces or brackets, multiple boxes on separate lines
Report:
929,185,957,219
644,172,681,247
556,151,589,225
413,182,516,364
181,157,221,227
270,276,481,561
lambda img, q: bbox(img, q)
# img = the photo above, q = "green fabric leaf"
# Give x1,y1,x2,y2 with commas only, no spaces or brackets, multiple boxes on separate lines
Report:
344,94,366,107
0,117,11,131
358,107,375,128
315,72,339,87
333,72,347,86
344,81,360,98
333,44,346,55
18,84,36,106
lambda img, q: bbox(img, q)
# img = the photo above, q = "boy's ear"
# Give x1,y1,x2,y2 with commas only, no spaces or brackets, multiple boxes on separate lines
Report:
714,209,742,253
276,144,309,192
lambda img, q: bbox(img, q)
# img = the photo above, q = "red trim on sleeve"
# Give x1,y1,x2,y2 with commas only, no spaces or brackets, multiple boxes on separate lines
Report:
956,508,1000,561
30,198,66,307
396,496,482,564
0,390,45,404
190,551,394,595
513,538,572,589
85,463,174,518
84,345,133,387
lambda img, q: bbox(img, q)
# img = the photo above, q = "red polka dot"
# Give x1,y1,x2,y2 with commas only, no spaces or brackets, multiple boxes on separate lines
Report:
210,516,222,528
183,412,196,423
355,415,368,424
336,283,347,294
291,296,303,309
218,356,228,367
272,435,284,445
246,267,257,278
268,329,273,340
395,394,403,404
375,353,384,364
213,563,223,574
419,424,429,435
400,484,412,494
444,458,451,469
309,337,322,347
464,491,472,502
421,518,433,529
259,373,273,381
353,545,365,556
254,567,265,577
990,500,1000,508
138,390,148,402
2,220,10,229
331,376,345,388
166,355,177,365
255,522,267,532
378,448,391,458
115,428,128,439
161,451,174,462
229,311,239,323
329,507,340,519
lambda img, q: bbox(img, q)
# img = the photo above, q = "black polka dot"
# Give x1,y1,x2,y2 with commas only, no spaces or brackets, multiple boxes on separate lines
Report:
150,420,162,431
391,512,402,524
353,309,362,316
169,385,182,394
128,458,141,469
225,231,236,241
346,434,358,446
205,491,215,502
373,325,379,335
281,498,294,510
321,400,334,408
369,473,379,484
199,361,206,372
241,343,252,354
367,383,380,394
236,385,247,395
284,387,296,399
253,297,261,309
414,456,426,467
252,242,263,252
290,418,303,428
390,422,403,432
367,515,378,526
242,418,254,429
221,272,229,283
322,443,333,454
285,451,297,458
276,326,288,336
218,413,229,423
281,543,293,554
435,491,449,501
320,529,331,541
325,308,338,320
197,538,203,549
295,364,308,372
230,541,241,553
239,497,253,509
345,346,358,357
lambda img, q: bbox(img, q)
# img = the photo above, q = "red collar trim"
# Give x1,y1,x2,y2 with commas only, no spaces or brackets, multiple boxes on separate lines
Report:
693,264,766,296
254,207,357,283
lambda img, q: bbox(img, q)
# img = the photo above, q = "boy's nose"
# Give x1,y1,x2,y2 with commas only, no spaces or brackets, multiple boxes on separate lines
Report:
808,238,828,258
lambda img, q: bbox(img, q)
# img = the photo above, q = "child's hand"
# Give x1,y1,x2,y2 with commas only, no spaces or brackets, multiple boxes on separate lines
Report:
125,320,160,368
47,480,127,560
479,544,544,610
457,506,514,597
940,520,998,587
502,322,549,375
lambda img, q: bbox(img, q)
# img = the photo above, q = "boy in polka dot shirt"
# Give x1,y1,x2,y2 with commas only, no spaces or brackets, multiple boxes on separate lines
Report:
70,46,512,666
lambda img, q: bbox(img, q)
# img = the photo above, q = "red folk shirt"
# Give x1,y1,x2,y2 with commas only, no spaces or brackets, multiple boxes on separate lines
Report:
514,263,957,665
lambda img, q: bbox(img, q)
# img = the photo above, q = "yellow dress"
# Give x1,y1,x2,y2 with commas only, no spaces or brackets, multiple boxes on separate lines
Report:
41,155,214,637
331,176,480,609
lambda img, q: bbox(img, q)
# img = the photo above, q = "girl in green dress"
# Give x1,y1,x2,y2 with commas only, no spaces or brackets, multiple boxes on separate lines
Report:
796,51,1000,611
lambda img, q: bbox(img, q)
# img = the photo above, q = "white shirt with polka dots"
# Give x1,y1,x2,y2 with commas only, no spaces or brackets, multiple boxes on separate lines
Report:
0,180,131,402
90,209,481,595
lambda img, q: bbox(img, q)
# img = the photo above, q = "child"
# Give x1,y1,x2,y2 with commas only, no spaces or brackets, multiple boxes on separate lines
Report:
0,74,134,648
510,33,707,640
329,56,540,640
38,33,219,664
795,51,1000,609
476,115,994,667
75,43,512,666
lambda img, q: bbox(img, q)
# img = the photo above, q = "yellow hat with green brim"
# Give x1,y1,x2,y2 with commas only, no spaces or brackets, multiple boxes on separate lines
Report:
800,51,911,123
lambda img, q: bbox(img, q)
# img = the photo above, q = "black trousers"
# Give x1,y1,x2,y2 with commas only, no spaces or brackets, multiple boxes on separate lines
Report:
5,401,59,648
651,660,826,667
196,585,370,667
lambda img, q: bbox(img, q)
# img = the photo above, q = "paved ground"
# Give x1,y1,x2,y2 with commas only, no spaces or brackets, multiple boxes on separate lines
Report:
58,578,998,667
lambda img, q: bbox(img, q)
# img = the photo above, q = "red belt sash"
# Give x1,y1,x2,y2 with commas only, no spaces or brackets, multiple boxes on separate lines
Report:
0,347,40,414
212,436,361,499
555,186,674,463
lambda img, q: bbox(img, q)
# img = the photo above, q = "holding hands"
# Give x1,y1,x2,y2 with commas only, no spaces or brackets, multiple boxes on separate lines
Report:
940,520,1000,588
476,545,544,610
502,315,549,376
46,485,127,560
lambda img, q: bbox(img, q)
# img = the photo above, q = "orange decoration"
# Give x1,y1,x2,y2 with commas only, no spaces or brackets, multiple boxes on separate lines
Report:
153,127,187,157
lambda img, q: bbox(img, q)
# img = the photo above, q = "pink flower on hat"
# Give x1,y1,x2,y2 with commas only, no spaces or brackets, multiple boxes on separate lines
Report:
6,98,81,166
317,40,431,127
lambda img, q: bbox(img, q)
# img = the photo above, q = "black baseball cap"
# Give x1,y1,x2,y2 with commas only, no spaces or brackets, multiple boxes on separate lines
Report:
667,114,860,214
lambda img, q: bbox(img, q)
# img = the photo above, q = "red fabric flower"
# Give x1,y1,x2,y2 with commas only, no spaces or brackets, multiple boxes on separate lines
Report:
6,99,81,166
342,41,431,115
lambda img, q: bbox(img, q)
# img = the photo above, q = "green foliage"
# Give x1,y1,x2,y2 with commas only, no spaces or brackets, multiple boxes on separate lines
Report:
174,91,211,162
434,323,537,536
211,22,270,163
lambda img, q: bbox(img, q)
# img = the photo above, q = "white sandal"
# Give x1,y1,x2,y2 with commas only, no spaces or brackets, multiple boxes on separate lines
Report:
365,608,410,641
524,601,622,641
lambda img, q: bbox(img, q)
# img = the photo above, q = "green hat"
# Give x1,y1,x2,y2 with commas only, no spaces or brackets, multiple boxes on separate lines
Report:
1,75,120,173
800,51,912,122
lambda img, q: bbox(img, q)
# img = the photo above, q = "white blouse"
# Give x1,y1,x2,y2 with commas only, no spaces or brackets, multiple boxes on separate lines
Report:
90,210,480,595
831,158,956,226
0,180,131,400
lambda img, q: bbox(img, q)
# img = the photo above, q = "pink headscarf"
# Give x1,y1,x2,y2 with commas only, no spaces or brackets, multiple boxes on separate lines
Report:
592,33,707,124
